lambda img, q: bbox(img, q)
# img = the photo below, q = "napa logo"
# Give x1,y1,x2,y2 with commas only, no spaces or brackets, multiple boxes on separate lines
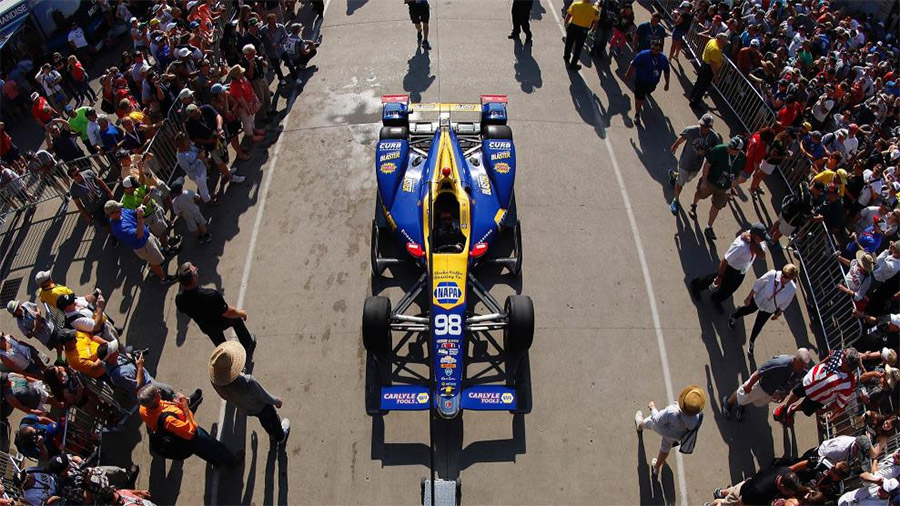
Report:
433,281,463,309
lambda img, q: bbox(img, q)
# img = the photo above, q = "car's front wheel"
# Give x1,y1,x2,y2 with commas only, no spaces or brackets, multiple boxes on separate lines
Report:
503,295,534,356
362,296,392,354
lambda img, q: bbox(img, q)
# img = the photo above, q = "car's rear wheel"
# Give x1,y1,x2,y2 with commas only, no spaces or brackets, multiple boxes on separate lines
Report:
362,296,392,354
503,295,534,356
380,126,408,140
483,124,513,140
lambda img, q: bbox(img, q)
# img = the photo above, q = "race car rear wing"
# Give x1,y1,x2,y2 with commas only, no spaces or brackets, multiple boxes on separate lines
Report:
381,94,507,114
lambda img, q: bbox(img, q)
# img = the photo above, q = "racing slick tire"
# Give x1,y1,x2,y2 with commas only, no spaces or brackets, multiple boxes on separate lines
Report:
512,220,523,277
380,126,409,140
482,124,513,141
503,295,534,356
363,296,392,354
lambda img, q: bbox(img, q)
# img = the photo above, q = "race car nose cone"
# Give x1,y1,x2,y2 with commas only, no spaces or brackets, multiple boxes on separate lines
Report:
441,167,452,177
437,394,460,418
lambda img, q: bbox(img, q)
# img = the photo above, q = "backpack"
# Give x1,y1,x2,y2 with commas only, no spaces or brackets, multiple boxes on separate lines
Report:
147,412,194,460
677,413,703,454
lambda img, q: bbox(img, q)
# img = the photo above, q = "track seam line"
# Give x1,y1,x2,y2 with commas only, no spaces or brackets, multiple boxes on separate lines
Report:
209,1,333,502
545,2,690,505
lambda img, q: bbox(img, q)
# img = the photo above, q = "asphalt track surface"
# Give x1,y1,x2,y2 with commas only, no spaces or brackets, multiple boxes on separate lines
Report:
5,0,823,504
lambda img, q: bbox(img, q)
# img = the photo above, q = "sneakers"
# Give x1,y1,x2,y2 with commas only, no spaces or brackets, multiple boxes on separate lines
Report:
189,388,203,410
508,32,519,39
670,199,679,215
721,394,732,419
231,175,246,184
714,488,726,499
747,342,755,356
277,418,291,447
634,112,642,126
667,169,677,188
727,316,736,331
634,410,644,432
422,40,431,50
688,203,697,219
651,458,659,476
704,226,717,240
170,234,183,247
568,63,582,70
417,30,422,42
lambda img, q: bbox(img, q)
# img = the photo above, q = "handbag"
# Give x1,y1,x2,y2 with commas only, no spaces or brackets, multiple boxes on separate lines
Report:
676,413,703,454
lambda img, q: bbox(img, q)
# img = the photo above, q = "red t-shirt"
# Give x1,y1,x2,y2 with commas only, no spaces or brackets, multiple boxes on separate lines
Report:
776,102,800,129
743,132,766,174
70,62,86,82
31,97,55,124
228,77,254,103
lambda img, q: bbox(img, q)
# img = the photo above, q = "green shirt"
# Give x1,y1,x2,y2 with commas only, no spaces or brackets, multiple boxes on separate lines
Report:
705,144,746,189
67,107,91,141
120,185,157,215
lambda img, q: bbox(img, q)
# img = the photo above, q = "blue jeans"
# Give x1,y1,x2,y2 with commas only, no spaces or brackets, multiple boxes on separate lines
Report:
191,426,237,467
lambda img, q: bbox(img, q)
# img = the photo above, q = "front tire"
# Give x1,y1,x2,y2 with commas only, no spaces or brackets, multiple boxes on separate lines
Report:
503,295,534,356
362,296,392,354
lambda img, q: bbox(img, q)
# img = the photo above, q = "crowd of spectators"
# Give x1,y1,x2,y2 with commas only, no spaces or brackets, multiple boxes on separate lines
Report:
0,0,320,503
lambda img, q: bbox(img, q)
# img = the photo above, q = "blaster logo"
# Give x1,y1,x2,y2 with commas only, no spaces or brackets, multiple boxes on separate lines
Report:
379,151,401,163
494,162,511,174
380,141,403,150
490,151,511,161
488,141,511,150
478,174,492,195
433,281,462,306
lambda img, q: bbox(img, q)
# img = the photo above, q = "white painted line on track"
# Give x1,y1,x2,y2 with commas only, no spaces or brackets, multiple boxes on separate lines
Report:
545,3,689,505
209,1,333,502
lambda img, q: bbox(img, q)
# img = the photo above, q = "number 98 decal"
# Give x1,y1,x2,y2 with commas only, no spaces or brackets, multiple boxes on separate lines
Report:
434,314,462,336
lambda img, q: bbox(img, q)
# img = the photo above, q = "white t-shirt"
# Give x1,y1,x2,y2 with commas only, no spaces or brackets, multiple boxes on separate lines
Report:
172,189,200,217
68,27,88,48
724,235,760,274
875,250,900,282
752,270,797,313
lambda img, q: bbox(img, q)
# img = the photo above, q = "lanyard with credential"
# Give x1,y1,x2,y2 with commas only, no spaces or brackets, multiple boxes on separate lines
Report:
769,273,784,311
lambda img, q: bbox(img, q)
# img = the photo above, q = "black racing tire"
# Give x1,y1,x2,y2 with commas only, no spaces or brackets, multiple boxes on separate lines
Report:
513,220,523,277
380,126,408,140
483,124,513,140
503,295,534,356
362,296,392,354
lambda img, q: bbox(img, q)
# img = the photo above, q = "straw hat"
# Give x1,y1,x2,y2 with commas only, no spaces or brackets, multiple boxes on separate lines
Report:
228,64,245,77
209,341,246,386
678,385,706,415
856,250,875,273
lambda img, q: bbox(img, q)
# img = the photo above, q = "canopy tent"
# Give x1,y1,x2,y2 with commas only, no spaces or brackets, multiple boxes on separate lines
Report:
0,0,31,49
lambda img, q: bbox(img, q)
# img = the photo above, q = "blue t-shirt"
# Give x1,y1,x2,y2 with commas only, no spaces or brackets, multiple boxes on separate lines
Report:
632,50,669,83
635,22,666,51
110,208,150,249
98,125,122,151
18,415,62,459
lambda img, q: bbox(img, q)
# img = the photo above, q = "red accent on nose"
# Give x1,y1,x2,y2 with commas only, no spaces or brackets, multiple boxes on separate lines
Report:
470,243,488,258
406,243,425,258
441,167,451,177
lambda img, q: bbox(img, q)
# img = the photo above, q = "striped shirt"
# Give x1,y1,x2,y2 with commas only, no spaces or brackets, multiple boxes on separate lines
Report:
801,351,856,409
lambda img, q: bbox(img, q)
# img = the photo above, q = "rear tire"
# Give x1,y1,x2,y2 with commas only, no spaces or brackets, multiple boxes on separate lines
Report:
503,295,534,356
362,296,392,354
482,124,513,140
380,126,408,140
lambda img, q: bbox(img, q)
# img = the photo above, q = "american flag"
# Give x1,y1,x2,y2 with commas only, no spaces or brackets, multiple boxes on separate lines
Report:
823,349,844,374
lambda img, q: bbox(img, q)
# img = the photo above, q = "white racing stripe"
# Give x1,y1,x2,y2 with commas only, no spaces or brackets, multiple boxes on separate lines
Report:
545,2,689,505
208,1,333,502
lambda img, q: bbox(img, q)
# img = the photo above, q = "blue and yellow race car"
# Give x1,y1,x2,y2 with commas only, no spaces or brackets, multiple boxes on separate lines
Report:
362,95,534,419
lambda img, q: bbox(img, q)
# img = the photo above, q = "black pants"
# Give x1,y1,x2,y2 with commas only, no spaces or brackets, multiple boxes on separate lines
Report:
690,62,715,102
252,404,285,441
564,24,589,66
867,273,899,315
592,25,613,55
203,318,257,352
511,3,532,37
731,299,772,344
269,52,297,80
693,265,745,302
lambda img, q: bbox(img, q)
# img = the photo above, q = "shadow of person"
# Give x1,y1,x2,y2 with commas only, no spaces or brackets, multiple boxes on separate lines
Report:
636,433,667,505
403,48,436,104
531,0,546,20
242,432,259,505
567,70,608,139
264,441,290,505
148,455,184,504
346,0,368,15
513,39,542,94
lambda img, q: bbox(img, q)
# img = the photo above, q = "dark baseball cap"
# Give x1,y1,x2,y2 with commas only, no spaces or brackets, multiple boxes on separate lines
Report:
749,222,771,241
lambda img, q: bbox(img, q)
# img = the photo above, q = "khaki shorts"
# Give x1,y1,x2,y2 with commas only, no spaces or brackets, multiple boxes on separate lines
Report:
759,160,778,175
720,481,745,505
180,205,206,232
776,213,796,237
134,234,165,265
736,381,772,407
144,208,168,238
697,183,730,209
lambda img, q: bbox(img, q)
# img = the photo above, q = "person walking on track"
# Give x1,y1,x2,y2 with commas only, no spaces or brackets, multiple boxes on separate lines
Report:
624,40,669,126
729,264,799,356
405,0,431,50
509,0,534,43
668,114,722,214
689,33,727,108
635,385,705,477
563,0,599,71
690,222,769,312
689,136,747,240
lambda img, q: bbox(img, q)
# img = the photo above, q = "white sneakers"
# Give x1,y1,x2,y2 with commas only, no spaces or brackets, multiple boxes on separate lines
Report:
634,411,644,432
277,418,291,448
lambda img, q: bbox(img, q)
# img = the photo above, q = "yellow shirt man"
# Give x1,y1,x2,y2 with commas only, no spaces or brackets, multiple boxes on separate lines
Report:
64,330,105,378
567,0,599,28
812,169,847,197
38,283,75,309
702,38,724,67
